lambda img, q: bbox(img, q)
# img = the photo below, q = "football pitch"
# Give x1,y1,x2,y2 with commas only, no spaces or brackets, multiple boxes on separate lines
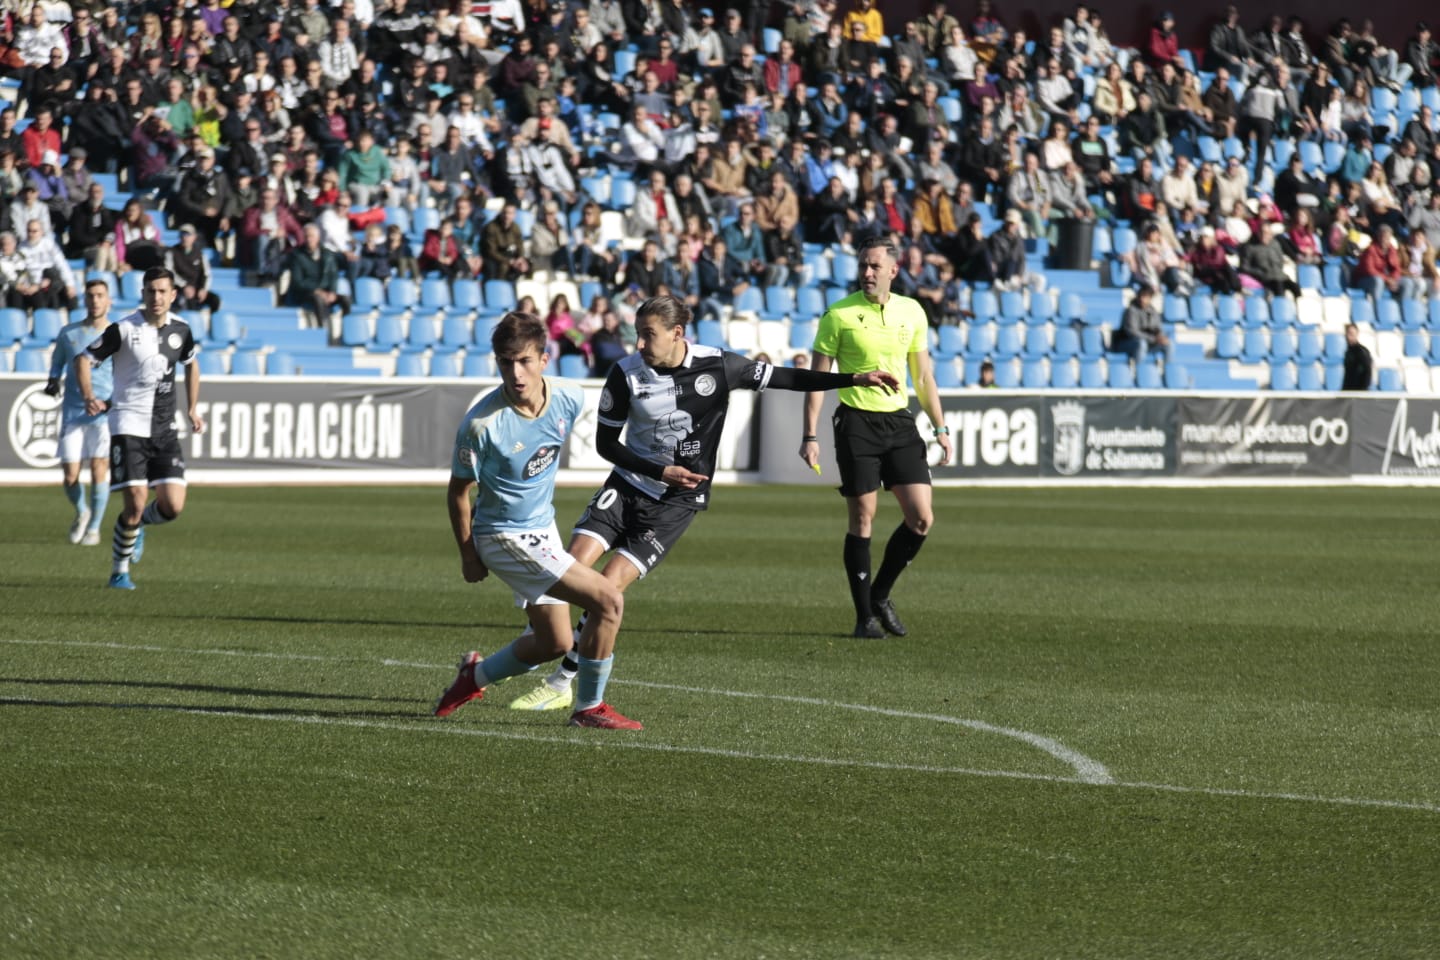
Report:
3,484,1438,959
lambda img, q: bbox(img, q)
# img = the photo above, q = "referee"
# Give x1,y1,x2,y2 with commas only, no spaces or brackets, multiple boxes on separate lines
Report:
801,237,954,638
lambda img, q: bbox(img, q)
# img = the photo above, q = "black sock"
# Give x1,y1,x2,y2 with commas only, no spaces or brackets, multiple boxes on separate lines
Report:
872,523,927,601
843,533,872,622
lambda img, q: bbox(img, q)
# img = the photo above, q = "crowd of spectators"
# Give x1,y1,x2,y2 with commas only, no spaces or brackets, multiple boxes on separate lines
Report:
2,0,1440,372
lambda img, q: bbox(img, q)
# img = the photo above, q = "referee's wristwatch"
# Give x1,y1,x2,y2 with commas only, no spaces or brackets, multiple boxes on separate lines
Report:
933,425,950,439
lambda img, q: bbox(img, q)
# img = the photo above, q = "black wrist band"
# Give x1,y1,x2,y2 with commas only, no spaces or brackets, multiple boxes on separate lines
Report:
802,435,817,442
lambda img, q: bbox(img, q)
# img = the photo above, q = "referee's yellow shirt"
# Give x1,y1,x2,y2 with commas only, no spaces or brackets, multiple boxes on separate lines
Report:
811,290,929,412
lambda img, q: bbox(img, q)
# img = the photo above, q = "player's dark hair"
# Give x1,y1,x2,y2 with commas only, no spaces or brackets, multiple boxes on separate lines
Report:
84,277,110,293
636,295,692,332
857,235,897,261
142,266,175,288
491,311,547,358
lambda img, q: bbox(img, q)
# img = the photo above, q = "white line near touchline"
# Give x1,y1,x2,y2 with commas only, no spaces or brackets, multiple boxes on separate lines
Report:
6,638,1438,814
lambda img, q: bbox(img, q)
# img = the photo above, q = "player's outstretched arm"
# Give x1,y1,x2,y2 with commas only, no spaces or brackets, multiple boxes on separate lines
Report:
595,421,709,489
766,365,900,394
446,475,488,583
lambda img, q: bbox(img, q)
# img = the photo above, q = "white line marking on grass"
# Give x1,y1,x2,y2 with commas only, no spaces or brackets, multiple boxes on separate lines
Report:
6,638,1111,784
8,639,1439,814
617,679,1116,785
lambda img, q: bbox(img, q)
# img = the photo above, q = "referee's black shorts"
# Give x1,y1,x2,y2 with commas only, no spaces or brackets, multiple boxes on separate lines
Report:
830,403,932,497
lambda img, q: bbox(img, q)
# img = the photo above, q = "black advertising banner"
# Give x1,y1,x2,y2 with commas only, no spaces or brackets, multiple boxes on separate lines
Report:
927,395,1043,479
1176,396,1351,477
1351,398,1440,477
1041,396,1175,478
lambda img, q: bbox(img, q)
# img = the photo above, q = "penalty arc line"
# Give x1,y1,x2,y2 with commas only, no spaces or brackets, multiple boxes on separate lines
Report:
6,638,1440,814
2,637,1111,784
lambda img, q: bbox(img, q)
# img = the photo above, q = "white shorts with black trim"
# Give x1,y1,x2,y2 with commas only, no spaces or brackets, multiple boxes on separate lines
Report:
59,419,110,463
474,523,576,607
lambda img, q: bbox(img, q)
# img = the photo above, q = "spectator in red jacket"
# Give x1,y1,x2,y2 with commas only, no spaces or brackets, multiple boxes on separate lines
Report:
420,219,481,279
239,186,304,278
1353,225,1404,301
1147,13,1182,70
764,39,803,97
20,108,61,170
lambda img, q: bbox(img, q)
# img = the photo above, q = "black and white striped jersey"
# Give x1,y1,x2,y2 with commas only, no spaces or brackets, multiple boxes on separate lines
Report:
86,311,197,440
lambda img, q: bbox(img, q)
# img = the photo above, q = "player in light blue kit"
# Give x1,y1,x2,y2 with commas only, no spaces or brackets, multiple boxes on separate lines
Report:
432,312,640,730
43,279,114,546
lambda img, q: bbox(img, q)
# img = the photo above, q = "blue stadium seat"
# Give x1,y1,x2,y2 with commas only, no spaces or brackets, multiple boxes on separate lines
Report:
933,357,961,388
803,255,832,287
762,27,782,54
1269,329,1298,361
1108,361,1135,388
1135,362,1162,389
1401,298,1426,331
733,286,764,315
373,313,405,349
1323,332,1347,363
1163,363,1190,389
406,315,438,348
1091,225,1112,258
1351,297,1376,326
1269,362,1297,390
1298,141,1325,171
965,323,996,359
352,277,385,310
441,315,472,348
764,285,796,318
610,178,637,210
1243,296,1270,326
26,309,65,346
613,48,638,79
937,325,965,355
1321,262,1346,296
120,271,145,302
86,269,118,298
994,324,1022,358
197,351,228,375
1296,328,1323,363
1027,291,1057,323
1189,292,1217,324
831,252,858,284
208,311,241,345
341,313,372,345
1021,359,1048,388
972,290,998,320
387,278,418,309
421,277,452,309
999,290,1025,320
789,321,816,351
797,286,826,318
15,348,49,372
1270,297,1297,326
1058,291,1085,321
1216,294,1244,326
0,307,27,344
430,352,461,377
1215,326,1243,359
1240,328,1270,362
1022,325,1050,359
1297,264,1321,292
383,206,411,233
1050,360,1078,388
473,314,499,350
395,352,427,376
463,352,497,377
992,359,1020,388
1052,326,1080,358
1404,331,1429,357
452,280,483,311
1297,362,1324,391
1079,325,1105,357
1108,260,1132,287
1163,294,1188,322
267,352,296,376
483,280,517,312
1374,298,1401,331
230,350,264,375
695,319,725,348
1079,357,1106,387
1112,227,1138,255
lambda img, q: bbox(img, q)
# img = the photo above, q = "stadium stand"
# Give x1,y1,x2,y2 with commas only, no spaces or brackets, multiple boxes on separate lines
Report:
3,3,1437,391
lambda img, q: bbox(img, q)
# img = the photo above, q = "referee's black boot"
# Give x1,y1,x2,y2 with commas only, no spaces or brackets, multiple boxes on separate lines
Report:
872,597,907,637
853,616,885,639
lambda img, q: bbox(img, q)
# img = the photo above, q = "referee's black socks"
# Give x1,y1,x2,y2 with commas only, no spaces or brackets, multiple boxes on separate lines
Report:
872,523,927,603
843,533,873,623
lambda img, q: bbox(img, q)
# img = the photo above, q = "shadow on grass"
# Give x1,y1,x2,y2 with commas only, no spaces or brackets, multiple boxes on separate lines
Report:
0,676,416,704
0,695,429,722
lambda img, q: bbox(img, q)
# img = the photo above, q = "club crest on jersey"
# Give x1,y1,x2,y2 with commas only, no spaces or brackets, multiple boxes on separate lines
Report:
694,374,716,397
599,387,613,412
459,446,475,467
167,332,184,351
524,444,559,477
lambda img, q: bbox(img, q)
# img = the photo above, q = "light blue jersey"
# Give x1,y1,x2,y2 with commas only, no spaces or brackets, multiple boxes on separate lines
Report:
50,321,113,426
452,379,584,535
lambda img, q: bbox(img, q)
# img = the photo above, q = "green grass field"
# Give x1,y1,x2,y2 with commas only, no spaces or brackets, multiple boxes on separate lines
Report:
3,484,1439,959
